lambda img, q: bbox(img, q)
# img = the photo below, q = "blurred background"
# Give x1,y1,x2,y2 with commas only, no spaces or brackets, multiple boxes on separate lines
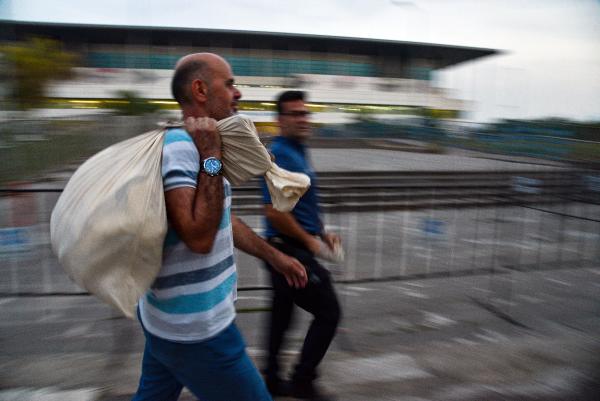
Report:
0,1,599,400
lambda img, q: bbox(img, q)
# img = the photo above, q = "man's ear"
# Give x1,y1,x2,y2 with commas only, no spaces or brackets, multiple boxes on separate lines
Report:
191,79,208,102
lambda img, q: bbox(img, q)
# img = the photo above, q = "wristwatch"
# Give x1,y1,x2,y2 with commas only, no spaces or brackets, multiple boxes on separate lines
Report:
201,157,222,176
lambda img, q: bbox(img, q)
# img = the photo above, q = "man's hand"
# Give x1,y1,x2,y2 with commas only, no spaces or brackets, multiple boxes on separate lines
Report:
231,214,308,289
269,251,308,289
306,235,323,255
321,231,341,251
184,117,222,158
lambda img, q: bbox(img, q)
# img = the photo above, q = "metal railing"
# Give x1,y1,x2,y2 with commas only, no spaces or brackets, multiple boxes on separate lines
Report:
1,170,598,297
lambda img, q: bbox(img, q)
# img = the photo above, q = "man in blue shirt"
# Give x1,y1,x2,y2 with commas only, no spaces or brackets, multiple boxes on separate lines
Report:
261,91,342,401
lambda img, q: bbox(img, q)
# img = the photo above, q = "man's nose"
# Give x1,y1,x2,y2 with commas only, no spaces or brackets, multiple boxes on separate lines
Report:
234,87,242,100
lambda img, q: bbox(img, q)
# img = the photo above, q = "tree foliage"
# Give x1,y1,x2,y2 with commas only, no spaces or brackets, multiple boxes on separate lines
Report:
109,90,161,115
0,37,77,110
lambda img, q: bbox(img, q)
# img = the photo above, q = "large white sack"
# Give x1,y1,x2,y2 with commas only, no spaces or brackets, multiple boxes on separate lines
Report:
50,129,167,319
50,115,310,319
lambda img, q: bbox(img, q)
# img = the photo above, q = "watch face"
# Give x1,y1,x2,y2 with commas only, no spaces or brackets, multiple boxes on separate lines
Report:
203,157,222,176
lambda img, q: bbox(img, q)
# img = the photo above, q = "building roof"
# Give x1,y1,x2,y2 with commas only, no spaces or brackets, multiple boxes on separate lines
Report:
0,20,499,69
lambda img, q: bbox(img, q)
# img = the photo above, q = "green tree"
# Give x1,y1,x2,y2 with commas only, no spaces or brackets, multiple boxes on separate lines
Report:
0,37,77,110
109,90,161,115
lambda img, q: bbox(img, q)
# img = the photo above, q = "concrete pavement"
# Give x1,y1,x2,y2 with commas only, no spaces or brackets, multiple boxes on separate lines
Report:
1,266,599,400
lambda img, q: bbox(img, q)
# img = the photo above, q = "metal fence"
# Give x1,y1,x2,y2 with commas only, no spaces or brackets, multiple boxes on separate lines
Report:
1,177,598,297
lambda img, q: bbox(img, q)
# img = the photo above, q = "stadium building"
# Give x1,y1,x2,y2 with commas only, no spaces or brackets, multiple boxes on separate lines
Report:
1,21,498,129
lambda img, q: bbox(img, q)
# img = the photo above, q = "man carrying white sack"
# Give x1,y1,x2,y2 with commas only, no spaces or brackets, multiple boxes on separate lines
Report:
132,53,308,401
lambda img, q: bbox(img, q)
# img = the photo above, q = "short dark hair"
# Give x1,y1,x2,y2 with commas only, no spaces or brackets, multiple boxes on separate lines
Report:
171,60,211,105
276,90,306,115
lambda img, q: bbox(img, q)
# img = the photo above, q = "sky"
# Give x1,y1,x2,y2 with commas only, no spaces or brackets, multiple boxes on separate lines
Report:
1,0,599,122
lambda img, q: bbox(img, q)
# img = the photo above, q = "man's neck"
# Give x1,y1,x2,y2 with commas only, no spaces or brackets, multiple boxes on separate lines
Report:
181,106,208,120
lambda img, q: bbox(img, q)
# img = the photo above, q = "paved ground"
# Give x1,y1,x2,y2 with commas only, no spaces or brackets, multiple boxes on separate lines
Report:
1,266,599,400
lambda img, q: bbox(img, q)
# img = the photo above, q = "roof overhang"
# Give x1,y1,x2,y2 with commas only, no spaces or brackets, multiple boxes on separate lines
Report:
0,20,501,69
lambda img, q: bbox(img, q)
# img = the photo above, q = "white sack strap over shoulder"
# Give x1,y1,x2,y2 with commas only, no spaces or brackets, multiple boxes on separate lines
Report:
217,115,272,185
170,114,311,211
217,114,310,212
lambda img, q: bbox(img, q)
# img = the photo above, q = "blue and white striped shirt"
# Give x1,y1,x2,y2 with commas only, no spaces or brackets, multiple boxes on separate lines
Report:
138,128,237,342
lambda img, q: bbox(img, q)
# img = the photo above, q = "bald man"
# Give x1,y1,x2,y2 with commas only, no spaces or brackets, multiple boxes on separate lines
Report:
132,53,307,401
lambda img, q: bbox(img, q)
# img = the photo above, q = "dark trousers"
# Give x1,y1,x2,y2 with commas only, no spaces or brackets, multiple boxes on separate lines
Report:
264,236,341,384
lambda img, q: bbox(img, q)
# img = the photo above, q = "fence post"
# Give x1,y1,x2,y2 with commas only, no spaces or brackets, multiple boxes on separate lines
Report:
373,210,385,279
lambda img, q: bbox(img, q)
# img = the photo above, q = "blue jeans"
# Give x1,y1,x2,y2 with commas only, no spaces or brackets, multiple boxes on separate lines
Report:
132,322,272,401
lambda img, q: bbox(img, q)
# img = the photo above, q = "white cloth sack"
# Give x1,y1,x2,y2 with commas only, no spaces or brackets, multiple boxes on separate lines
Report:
264,163,311,213
50,129,167,319
217,115,272,185
218,114,310,212
183,114,311,212
50,114,310,318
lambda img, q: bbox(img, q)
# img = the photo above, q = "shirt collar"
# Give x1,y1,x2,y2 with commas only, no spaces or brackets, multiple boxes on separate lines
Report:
274,135,306,154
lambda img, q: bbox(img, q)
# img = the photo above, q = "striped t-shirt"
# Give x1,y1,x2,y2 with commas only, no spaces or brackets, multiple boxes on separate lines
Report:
138,128,237,342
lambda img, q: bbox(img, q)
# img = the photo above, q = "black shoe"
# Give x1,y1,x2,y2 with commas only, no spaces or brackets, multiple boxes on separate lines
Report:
291,381,336,401
265,377,293,398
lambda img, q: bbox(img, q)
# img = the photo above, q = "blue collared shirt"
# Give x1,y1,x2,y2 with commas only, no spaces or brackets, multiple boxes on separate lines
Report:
261,136,322,237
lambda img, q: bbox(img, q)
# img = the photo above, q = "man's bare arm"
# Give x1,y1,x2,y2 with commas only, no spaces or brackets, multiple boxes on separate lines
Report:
164,117,224,253
231,213,307,288
264,204,322,254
